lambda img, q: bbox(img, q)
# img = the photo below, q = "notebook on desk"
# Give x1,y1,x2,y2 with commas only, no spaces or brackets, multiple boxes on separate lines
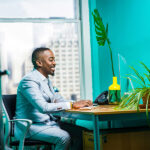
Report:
79,103,98,110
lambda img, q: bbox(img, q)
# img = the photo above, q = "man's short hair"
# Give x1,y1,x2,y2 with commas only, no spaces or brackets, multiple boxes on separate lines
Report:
32,47,50,69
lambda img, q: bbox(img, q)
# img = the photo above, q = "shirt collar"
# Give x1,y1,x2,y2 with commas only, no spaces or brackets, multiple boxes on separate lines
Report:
34,69,48,82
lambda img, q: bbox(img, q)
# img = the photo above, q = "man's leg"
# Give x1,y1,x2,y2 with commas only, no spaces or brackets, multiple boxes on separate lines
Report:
29,125,71,150
59,121,84,150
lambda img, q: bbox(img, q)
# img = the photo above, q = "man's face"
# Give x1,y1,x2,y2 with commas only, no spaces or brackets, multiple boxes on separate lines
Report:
37,50,56,77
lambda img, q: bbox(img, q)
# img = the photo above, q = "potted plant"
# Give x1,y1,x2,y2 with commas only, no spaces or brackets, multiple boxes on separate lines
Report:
118,62,150,122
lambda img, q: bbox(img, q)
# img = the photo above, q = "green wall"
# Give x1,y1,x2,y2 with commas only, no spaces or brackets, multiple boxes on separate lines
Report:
90,0,150,99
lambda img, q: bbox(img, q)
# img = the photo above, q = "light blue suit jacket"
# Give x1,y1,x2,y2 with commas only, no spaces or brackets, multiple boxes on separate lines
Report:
15,69,70,138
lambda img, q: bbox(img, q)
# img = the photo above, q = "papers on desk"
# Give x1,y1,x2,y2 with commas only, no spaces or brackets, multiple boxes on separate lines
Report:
79,106,95,110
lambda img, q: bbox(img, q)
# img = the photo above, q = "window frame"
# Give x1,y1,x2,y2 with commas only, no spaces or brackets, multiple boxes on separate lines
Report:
79,0,93,100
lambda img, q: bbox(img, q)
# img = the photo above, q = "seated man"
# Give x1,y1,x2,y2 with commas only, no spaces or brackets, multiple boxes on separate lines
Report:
15,47,92,150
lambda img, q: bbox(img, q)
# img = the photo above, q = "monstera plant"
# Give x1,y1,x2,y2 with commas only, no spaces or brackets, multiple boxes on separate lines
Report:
92,9,115,76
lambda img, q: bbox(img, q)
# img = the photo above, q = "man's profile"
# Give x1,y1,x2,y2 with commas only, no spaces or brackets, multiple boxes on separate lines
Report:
15,47,92,150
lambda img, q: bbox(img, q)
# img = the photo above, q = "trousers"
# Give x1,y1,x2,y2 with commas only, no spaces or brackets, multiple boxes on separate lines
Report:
27,120,84,150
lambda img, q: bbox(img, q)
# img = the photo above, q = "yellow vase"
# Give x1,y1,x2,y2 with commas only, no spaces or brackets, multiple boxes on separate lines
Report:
109,77,121,104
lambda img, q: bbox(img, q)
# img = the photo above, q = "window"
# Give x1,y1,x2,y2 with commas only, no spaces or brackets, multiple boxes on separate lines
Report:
0,0,76,19
0,0,83,100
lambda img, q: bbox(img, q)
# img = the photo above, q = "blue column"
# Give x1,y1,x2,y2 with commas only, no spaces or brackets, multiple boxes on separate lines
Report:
88,0,101,100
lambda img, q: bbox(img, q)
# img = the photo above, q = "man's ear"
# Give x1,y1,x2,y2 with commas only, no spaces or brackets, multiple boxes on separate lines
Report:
36,59,43,68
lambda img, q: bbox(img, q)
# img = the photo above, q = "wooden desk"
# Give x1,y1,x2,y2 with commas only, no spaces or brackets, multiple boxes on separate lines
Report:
55,105,149,150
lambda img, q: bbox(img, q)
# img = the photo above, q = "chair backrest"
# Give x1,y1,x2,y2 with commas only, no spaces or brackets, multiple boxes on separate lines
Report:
2,94,17,120
2,94,53,150
2,94,17,149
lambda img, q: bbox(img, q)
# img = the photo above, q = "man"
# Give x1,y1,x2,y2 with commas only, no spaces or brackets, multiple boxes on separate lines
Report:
15,47,92,150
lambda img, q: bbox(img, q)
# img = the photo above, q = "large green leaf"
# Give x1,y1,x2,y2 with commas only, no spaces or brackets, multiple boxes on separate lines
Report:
92,9,109,46
92,9,115,76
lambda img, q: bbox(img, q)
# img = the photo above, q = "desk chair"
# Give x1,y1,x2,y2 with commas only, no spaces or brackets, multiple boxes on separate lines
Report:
2,94,53,150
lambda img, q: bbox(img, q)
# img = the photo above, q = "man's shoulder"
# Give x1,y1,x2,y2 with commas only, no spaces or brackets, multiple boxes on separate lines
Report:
19,70,40,86
22,70,36,80
17,71,40,92
17,70,41,93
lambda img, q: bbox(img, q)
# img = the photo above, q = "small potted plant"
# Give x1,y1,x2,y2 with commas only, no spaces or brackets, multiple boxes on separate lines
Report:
118,62,150,121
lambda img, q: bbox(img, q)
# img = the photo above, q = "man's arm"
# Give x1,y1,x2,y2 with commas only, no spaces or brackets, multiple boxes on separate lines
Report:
53,93,68,103
54,92,93,109
51,93,93,109
19,80,71,113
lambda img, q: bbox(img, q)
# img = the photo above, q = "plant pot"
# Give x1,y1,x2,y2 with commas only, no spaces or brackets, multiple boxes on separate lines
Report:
139,94,150,109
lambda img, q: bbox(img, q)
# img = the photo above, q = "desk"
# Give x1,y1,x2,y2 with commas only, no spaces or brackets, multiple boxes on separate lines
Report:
54,105,149,150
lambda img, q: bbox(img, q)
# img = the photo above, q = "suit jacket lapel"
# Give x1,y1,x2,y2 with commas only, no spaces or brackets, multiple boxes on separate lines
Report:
48,79,55,95
32,70,55,102
41,81,54,98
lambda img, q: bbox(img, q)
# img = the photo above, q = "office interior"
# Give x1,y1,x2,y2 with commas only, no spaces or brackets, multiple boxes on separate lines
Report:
1,0,150,150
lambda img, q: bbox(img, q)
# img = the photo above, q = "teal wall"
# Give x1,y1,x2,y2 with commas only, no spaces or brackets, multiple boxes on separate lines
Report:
89,0,150,99
89,0,101,100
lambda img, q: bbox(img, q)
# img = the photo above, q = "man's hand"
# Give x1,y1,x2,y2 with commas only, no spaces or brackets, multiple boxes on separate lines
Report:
73,100,93,109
